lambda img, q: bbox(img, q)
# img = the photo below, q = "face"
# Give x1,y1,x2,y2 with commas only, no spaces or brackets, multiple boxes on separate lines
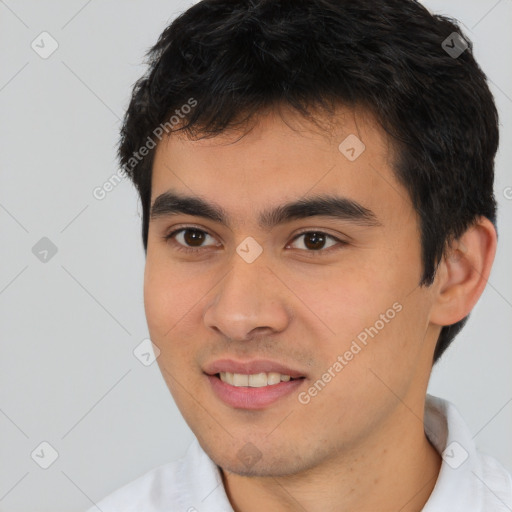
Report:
144,106,441,477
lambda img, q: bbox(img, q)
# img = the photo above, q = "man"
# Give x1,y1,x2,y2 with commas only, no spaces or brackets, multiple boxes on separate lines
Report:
87,0,512,510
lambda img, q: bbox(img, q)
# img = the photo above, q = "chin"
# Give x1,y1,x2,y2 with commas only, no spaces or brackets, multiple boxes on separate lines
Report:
203,441,312,478
219,459,301,478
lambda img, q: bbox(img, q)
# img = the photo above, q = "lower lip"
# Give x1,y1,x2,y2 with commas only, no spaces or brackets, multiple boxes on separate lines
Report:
207,374,305,410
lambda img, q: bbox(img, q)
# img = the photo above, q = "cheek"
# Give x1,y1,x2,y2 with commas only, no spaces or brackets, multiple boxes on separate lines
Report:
143,260,171,338
143,257,218,389
144,255,205,338
296,255,426,376
144,262,201,393
289,260,400,336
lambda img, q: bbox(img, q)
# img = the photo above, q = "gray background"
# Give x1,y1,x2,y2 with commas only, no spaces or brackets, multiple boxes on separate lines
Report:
0,1,511,510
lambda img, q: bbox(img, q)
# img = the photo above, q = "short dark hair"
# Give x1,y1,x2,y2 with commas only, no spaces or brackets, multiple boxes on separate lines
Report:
119,0,499,365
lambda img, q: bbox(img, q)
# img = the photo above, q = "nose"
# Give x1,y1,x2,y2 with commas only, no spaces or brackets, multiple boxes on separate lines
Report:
203,246,291,342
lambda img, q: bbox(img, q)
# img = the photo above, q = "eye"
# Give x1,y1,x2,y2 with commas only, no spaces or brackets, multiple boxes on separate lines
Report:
287,231,345,253
163,226,347,255
164,227,219,253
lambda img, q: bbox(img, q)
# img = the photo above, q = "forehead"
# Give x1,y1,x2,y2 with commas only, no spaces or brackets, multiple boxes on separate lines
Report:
150,105,412,229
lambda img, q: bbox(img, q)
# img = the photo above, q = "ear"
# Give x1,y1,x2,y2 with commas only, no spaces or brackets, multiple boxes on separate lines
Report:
429,217,497,327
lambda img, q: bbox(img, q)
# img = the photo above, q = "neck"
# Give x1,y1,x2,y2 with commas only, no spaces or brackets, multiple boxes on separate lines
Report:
221,397,442,512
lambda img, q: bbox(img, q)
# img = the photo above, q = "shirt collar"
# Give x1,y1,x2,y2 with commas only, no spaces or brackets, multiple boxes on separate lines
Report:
422,393,484,511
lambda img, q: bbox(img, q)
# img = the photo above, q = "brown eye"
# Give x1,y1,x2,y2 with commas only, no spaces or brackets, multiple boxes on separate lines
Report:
182,229,207,247
164,227,219,253
304,232,327,250
289,231,341,252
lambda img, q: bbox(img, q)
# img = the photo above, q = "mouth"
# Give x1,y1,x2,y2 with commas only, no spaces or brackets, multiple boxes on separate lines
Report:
203,358,307,380
204,361,307,409
214,371,304,387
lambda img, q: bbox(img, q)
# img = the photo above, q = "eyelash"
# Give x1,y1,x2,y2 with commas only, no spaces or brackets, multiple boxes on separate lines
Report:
163,226,347,255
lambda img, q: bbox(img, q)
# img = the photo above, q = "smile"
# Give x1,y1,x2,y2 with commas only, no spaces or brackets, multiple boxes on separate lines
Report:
218,371,294,387
207,373,306,409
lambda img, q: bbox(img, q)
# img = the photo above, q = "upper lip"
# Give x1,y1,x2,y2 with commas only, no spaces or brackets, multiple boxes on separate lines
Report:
203,359,306,379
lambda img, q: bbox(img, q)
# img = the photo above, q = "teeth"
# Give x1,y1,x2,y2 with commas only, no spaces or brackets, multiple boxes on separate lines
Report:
219,372,295,387
249,373,268,387
233,373,249,386
222,371,233,385
266,372,281,385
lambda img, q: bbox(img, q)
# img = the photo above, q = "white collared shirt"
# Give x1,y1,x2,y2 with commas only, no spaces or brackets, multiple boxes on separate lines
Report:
86,394,512,511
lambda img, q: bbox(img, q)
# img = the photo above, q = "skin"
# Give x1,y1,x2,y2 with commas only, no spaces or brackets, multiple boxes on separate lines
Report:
144,104,496,512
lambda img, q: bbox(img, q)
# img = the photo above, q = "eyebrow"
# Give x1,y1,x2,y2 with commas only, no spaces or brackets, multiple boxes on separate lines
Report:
150,189,381,230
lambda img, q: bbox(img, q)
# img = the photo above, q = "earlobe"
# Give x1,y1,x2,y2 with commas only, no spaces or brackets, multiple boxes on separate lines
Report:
429,217,497,327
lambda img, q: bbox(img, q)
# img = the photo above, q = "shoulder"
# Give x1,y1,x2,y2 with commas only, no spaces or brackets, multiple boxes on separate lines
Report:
84,458,185,512
84,438,225,512
423,394,512,511
479,451,512,510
